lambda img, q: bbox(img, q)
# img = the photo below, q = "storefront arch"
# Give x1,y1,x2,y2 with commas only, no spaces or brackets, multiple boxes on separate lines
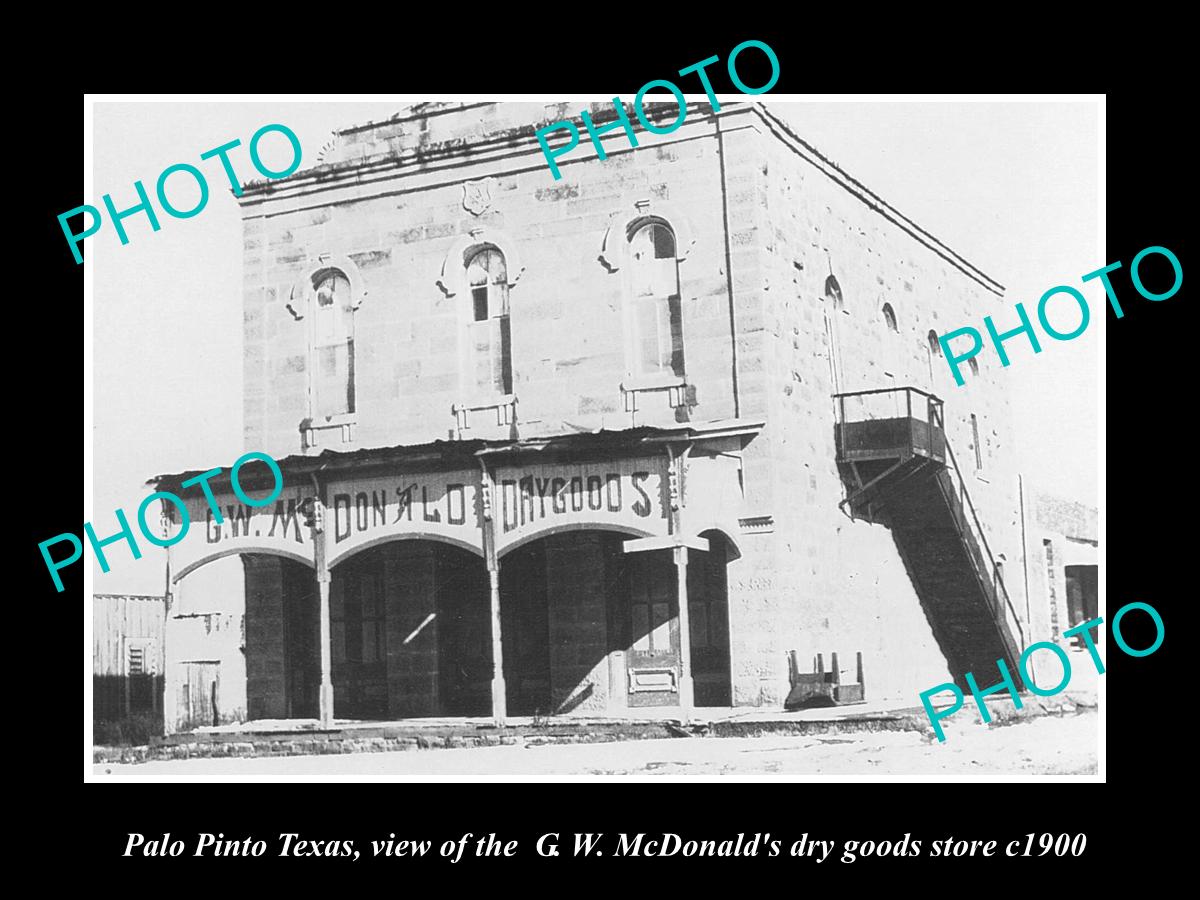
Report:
241,553,321,721
499,528,648,716
496,525,741,716
173,546,315,584
497,522,655,559
327,531,485,569
690,525,744,562
327,538,491,720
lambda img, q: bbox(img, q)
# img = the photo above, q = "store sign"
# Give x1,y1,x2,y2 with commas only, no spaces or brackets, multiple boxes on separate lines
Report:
325,471,482,565
493,457,669,552
171,486,314,581
159,459,670,576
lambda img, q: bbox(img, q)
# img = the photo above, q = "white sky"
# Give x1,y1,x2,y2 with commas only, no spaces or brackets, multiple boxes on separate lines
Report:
90,98,1099,595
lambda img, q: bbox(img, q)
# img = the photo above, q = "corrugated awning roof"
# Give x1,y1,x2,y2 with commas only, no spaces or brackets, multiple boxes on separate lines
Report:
148,419,764,494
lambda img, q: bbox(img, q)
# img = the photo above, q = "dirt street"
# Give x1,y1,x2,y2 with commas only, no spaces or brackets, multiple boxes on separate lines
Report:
94,709,1098,779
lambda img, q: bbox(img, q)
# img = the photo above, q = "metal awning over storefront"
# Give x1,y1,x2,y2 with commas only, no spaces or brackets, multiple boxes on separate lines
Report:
149,419,762,726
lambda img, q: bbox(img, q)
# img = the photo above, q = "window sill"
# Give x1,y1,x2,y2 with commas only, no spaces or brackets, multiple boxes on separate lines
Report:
452,394,518,414
621,374,686,393
301,415,358,451
452,395,517,436
301,413,357,428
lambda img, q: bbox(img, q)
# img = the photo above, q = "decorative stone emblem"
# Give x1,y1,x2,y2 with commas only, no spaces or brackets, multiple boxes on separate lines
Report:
462,178,495,216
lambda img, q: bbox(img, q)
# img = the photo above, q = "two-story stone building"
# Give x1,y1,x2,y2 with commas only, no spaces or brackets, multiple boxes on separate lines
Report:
152,101,1036,733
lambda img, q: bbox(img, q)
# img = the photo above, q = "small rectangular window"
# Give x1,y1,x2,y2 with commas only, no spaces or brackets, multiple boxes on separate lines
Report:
128,646,145,676
472,286,488,322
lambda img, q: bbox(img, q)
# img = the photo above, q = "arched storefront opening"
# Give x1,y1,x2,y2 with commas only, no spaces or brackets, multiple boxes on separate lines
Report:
242,554,320,721
327,540,491,720
688,531,734,707
500,530,641,716
497,527,736,716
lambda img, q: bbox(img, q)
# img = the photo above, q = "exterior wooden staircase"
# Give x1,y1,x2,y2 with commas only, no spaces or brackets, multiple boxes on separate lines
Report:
834,387,1024,688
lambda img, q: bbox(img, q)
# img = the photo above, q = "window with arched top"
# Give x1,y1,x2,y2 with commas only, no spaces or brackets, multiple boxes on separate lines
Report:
825,275,844,311
311,269,355,419
925,329,942,382
466,246,512,396
629,219,684,378
968,357,980,377
882,303,898,332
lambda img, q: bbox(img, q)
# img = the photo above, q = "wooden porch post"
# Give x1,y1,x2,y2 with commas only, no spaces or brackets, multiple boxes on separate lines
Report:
489,566,507,725
317,570,333,728
675,544,695,723
308,479,334,729
479,459,506,726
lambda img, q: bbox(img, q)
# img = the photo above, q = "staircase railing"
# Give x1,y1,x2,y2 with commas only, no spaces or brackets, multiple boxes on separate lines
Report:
930,404,1026,654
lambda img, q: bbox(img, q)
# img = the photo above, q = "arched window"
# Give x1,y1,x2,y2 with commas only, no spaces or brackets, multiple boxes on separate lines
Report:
466,246,512,396
629,220,684,378
968,357,980,377
925,329,942,382
311,269,355,419
882,303,898,332
825,275,844,311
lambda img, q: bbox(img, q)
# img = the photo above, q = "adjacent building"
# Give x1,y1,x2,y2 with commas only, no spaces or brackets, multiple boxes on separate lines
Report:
148,101,1068,733
93,594,164,733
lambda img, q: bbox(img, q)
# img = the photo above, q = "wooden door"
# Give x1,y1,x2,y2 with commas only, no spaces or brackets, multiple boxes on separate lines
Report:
179,662,220,731
687,546,732,707
625,550,680,707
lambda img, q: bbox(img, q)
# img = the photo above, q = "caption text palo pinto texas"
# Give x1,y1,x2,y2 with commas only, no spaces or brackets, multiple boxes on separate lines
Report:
84,89,1104,776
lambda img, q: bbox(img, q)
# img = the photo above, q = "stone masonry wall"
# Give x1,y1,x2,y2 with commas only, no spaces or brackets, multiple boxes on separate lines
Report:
237,102,1031,710
720,112,1029,703
242,103,739,460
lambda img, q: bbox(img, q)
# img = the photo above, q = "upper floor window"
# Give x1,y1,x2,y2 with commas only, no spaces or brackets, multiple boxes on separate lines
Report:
629,220,684,379
825,275,844,312
311,269,355,420
926,328,941,380
466,246,512,396
882,302,898,332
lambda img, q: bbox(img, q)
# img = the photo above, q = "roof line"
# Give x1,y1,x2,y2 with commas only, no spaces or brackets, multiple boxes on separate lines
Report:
748,104,1005,296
